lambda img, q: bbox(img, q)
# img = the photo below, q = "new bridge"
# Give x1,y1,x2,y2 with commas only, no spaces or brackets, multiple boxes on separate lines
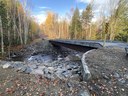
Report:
49,39,128,54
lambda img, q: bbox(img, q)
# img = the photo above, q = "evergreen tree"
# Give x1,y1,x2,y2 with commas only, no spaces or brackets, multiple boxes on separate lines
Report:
113,0,128,42
69,7,82,39
81,4,93,39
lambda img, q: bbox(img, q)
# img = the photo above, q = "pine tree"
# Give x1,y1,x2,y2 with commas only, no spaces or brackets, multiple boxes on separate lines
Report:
69,7,82,39
110,0,128,42
81,4,93,39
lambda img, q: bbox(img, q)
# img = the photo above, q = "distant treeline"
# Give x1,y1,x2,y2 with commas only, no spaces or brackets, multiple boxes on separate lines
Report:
40,0,128,42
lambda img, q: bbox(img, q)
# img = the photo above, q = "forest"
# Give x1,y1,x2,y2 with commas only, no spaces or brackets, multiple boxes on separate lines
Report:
0,0,128,56
0,0,40,56
41,0,128,41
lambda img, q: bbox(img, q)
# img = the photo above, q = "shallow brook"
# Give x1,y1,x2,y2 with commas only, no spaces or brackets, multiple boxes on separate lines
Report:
27,54,54,63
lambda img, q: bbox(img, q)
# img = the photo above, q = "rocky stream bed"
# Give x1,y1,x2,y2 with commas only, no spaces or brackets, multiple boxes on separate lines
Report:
0,40,128,96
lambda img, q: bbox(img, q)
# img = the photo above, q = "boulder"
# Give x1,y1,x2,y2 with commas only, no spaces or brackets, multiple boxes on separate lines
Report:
25,67,32,74
31,69,44,75
113,72,120,78
3,63,12,69
78,90,90,96
65,55,81,61
12,63,23,69
124,73,128,79
30,65,38,69
55,69,65,79
70,74,81,81
61,70,72,78
44,73,54,80
18,66,27,72
17,66,32,74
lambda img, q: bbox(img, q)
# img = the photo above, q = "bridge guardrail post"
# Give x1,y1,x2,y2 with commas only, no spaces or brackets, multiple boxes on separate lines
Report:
125,46,128,56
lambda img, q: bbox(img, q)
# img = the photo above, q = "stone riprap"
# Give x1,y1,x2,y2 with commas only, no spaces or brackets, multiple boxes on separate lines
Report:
2,53,82,81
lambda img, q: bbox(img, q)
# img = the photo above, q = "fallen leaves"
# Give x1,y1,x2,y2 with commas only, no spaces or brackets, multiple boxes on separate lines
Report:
53,79,59,86
40,92,45,96
5,88,15,94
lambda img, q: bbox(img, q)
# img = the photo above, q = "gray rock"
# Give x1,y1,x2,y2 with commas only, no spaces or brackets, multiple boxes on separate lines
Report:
71,68,80,75
70,74,80,81
43,68,49,74
17,65,32,74
18,66,27,72
62,70,72,78
118,78,126,84
25,67,32,74
65,55,81,61
57,55,63,61
31,69,44,75
113,72,120,78
55,73,64,79
44,74,54,80
12,63,23,69
69,64,79,69
103,75,110,80
0,61,7,66
57,64,63,68
3,63,12,69
124,74,128,79
78,90,90,96
67,65,72,70
42,55,53,63
55,70,65,79
43,67,54,76
75,53,82,58
14,61,24,64
48,67,54,71
38,66,46,69
67,82,72,88
30,65,38,69
43,67,54,79
57,57,63,61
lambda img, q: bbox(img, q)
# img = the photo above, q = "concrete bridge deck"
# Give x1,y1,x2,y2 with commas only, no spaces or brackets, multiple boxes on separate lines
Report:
49,39,128,53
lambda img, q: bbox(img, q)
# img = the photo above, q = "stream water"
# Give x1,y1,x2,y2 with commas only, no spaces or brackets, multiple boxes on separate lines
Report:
27,54,54,63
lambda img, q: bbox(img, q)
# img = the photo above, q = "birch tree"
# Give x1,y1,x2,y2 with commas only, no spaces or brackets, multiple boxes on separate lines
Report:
0,16,4,56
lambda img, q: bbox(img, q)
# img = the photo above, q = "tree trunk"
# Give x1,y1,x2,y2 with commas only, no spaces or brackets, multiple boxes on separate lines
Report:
89,24,92,39
59,24,61,38
24,16,29,44
7,10,11,59
18,9,23,45
0,16,4,56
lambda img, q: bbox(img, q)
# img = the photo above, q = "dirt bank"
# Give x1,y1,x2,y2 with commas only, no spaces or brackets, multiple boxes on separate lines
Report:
85,48,128,96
